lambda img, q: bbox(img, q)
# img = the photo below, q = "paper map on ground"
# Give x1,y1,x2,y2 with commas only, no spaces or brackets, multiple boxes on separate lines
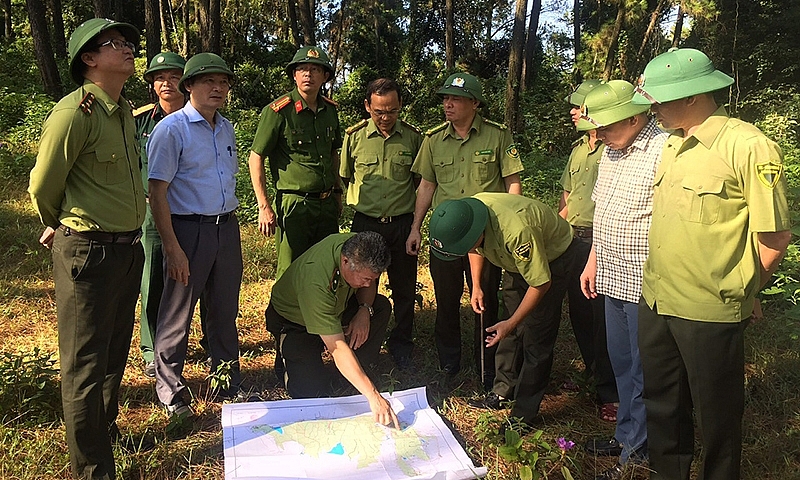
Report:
222,386,487,479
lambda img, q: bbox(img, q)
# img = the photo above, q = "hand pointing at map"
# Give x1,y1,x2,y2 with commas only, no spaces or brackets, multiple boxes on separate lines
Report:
368,391,401,429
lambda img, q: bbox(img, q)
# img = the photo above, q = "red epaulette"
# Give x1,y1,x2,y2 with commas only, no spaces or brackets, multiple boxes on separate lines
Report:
269,96,292,113
78,92,95,116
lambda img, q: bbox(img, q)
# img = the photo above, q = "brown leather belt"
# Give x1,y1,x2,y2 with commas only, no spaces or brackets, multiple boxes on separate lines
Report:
59,225,142,244
172,212,233,224
354,211,412,224
573,226,593,239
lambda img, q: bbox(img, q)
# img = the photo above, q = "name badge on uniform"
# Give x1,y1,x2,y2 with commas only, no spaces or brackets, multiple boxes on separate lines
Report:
475,149,493,156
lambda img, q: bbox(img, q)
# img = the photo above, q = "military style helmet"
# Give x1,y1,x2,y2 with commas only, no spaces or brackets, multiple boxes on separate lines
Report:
428,198,488,261
564,79,603,106
285,46,335,79
632,47,734,105
436,73,486,106
68,18,140,85
178,53,235,93
576,80,651,132
144,52,187,83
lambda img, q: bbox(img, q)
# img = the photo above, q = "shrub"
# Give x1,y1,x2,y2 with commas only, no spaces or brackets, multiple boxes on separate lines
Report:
0,348,61,426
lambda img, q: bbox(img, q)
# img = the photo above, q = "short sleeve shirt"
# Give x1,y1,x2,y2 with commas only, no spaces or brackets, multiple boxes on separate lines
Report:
28,82,145,232
642,106,791,322
250,88,342,192
270,233,356,335
340,118,422,217
474,192,574,287
411,114,524,208
559,134,604,227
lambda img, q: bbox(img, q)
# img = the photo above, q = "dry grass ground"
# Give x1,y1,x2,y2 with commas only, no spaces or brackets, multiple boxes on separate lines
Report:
1,155,799,479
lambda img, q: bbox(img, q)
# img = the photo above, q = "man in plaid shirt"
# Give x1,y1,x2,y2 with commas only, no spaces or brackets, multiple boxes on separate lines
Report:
577,80,668,480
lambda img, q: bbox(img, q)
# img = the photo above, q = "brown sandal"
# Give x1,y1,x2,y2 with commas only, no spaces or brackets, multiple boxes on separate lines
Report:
600,403,618,422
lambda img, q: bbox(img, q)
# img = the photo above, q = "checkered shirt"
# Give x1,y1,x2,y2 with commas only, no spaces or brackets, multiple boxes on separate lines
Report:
592,117,668,303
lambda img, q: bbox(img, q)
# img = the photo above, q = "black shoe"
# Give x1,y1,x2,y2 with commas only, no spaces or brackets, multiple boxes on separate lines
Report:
594,464,625,480
143,361,156,378
442,364,460,377
213,385,263,403
585,438,623,456
468,391,507,410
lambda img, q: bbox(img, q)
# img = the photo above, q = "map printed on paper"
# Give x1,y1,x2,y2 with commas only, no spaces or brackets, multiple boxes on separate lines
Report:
222,386,487,479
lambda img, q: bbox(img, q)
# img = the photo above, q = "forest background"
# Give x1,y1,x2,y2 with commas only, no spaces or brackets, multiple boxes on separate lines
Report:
1,0,800,479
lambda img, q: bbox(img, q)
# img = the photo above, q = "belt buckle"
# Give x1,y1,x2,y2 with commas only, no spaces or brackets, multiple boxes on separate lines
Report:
215,214,224,225
132,231,143,244
379,216,391,223
319,190,331,200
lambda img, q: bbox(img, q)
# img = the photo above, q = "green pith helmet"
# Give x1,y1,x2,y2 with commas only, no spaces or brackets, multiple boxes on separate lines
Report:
632,47,734,105
178,53,235,93
144,52,187,83
576,80,651,131
285,46,335,78
68,17,140,85
428,198,488,261
564,79,603,106
436,73,486,106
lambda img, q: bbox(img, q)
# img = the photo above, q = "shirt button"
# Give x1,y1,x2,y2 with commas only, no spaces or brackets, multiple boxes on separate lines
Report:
461,189,465,193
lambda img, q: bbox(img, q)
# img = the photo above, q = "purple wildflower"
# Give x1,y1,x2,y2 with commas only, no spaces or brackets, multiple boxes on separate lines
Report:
557,437,575,452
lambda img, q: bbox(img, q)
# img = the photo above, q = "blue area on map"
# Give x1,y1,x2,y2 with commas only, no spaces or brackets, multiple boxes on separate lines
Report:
275,427,283,434
328,443,345,455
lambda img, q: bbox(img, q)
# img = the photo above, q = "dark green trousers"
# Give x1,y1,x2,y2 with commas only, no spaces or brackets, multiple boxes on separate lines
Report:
275,193,340,279
138,207,162,363
53,229,144,480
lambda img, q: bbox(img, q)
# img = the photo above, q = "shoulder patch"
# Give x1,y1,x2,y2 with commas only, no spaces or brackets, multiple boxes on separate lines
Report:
346,119,368,135
484,119,508,130
322,96,339,107
400,119,421,134
513,241,532,262
505,144,520,159
425,122,448,136
78,92,95,116
133,103,155,117
269,96,292,112
756,161,784,189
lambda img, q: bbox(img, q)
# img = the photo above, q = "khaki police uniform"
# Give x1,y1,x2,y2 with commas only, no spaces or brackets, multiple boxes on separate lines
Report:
412,114,523,385
251,88,343,279
559,135,617,404
29,81,145,479
640,107,791,480
265,233,391,398
340,117,422,363
472,192,581,424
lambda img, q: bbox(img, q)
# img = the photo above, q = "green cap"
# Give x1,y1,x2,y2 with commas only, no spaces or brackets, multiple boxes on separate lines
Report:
428,198,488,261
436,73,486,106
576,80,651,131
179,53,234,93
68,18,140,85
286,46,335,78
632,48,734,105
144,52,186,82
564,79,603,106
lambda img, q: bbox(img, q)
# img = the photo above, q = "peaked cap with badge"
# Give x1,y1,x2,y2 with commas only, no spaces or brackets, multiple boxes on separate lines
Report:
68,18,140,85
144,51,186,83
286,46,335,78
437,73,486,106
577,80,651,131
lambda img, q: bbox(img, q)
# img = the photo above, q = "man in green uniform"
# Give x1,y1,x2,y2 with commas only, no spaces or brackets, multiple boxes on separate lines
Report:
340,78,422,368
558,80,618,419
134,51,186,378
405,73,523,387
248,45,343,279
633,48,792,480
428,193,581,427
28,18,145,480
265,232,400,430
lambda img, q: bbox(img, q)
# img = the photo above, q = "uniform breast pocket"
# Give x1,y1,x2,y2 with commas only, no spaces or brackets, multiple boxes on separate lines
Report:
288,128,313,155
390,154,413,182
677,174,724,224
355,152,380,176
92,145,128,185
472,152,497,181
433,156,456,183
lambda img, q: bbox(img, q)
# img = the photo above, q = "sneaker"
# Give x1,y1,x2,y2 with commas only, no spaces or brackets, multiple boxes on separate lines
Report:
164,399,192,419
584,437,623,456
144,361,156,378
468,391,507,410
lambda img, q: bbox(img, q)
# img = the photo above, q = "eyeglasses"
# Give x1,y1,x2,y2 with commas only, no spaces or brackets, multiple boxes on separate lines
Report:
96,38,137,53
370,109,400,119
295,65,324,75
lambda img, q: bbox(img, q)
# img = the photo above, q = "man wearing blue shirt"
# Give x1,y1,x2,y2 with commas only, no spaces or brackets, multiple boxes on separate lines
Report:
148,53,246,416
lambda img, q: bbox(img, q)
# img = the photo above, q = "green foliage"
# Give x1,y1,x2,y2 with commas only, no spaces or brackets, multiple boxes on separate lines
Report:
0,348,61,426
0,92,54,152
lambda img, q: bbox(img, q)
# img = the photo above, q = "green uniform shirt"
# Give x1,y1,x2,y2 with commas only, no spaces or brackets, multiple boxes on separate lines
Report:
642,106,791,323
250,88,342,192
271,233,357,335
559,134,604,228
474,192,574,287
340,118,422,217
411,114,524,208
29,81,145,232
135,103,169,196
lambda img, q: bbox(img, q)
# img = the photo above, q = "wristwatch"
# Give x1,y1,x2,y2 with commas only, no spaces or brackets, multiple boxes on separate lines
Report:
358,302,374,317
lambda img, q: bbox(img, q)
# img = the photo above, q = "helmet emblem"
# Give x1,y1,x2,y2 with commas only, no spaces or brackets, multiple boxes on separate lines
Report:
452,77,465,88
307,48,320,59
157,56,165,63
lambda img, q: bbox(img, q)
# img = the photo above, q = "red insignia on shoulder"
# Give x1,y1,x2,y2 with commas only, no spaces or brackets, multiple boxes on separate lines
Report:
78,92,95,116
269,96,291,112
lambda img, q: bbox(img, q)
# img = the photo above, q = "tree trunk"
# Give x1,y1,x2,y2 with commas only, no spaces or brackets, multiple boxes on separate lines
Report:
92,0,109,18
329,0,346,78
505,0,527,132
160,0,173,51
522,0,541,91
672,2,684,47
4,0,13,39
26,0,62,99
372,0,380,66
182,0,189,55
601,1,625,81
196,0,209,51
573,0,581,59
287,0,301,47
632,0,667,82
445,0,454,70
144,0,161,61
297,0,315,45
113,0,123,20
47,0,67,58
209,0,220,54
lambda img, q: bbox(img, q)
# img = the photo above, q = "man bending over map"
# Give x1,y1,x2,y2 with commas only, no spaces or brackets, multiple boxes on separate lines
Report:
266,231,400,428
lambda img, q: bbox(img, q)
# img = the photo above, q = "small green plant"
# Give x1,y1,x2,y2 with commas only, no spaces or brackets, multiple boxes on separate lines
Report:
207,358,237,392
0,348,61,426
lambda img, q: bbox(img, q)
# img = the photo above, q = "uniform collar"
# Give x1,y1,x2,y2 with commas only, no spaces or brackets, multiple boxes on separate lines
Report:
290,87,328,113
366,118,400,138
443,113,482,140
81,80,131,116
687,105,729,149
